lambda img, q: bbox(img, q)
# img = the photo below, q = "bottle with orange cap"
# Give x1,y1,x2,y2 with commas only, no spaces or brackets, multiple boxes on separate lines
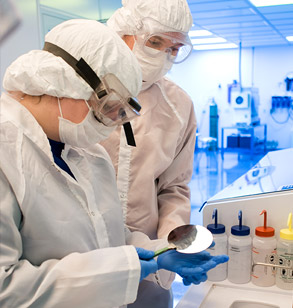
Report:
276,212,293,290
252,210,277,287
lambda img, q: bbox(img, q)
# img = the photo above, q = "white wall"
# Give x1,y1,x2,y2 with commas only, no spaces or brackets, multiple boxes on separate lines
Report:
168,46,293,149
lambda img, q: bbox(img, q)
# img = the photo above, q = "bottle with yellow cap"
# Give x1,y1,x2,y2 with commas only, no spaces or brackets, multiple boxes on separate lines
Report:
252,210,277,287
276,212,293,290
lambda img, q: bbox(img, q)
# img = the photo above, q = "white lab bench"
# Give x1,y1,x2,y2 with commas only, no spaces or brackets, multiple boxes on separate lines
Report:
176,149,293,308
176,279,292,308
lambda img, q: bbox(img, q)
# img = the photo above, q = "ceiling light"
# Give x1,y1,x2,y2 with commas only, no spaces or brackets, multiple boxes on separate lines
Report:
250,0,293,7
286,36,293,41
191,37,227,44
189,30,212,37
193,43,238,50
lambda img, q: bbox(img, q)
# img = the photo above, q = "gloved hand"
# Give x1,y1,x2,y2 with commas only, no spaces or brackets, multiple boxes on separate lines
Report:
136,247,158,281
157,250,229,285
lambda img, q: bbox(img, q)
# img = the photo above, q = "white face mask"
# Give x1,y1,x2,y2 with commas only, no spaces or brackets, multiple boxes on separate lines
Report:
132,41,173,91
58,98,115,148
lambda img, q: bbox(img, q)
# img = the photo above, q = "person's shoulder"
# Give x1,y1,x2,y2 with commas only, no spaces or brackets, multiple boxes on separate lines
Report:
157,77,193,104
155,77,196,128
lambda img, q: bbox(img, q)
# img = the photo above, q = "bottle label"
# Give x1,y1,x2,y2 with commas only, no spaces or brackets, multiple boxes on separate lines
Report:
230,245,250,253
228,244,252,283
278,253,293,281
252,247,276,273
252,247,276,285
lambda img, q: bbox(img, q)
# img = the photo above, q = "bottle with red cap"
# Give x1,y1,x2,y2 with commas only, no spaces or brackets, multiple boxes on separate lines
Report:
252,210,277,287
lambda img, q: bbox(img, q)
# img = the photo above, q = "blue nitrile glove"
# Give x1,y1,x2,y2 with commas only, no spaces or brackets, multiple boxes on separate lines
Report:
157,250,229,285
136,247,158,281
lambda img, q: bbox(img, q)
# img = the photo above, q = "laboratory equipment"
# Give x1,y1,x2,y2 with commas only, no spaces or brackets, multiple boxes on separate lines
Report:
209,98,218,142
207,209,228,281
212,148,293,201
221,123,267,158
252,210,277,287
176,149,293,308
228,210,252,284
230,87,260,126
285,77,293,92
276,212,293,290
245,166,274,185
153,224,213,257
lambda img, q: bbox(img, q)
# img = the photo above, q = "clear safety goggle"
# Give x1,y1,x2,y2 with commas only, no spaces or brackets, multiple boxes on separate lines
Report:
42,42,141,128
89,73,141,127
136,32,192,64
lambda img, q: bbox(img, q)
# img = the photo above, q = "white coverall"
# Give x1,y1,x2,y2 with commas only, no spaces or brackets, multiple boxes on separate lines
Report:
101,77,197,240
100,77,197,307
0,93,173,308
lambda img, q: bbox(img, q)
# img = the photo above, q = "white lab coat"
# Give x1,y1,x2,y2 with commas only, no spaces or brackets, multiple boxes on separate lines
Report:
0,93,173,308
100,77,197,308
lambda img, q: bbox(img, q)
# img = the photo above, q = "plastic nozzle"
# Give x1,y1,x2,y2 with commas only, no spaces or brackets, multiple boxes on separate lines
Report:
238,210,242,229
255,210,275,237
207,208,225,234
260,210,267,228
212,208,218,228
231,210,250,236
280,213,293,240
288,213,292,232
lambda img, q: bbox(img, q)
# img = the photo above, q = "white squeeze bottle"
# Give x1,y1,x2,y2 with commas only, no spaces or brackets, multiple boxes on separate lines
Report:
276,212,293,290
207,208,228,281
228,210,252,284
252,210,277,287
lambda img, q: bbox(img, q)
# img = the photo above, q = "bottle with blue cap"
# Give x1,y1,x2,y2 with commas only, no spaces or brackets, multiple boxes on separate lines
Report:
276,212,293,290
207,208,228,281
228,210,252,284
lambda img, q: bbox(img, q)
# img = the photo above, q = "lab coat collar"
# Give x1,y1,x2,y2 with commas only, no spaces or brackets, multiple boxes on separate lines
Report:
1,92,54,161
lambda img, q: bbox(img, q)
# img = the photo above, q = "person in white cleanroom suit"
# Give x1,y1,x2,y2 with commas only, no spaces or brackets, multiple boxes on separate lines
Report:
101,0,197,306
0,19,228,308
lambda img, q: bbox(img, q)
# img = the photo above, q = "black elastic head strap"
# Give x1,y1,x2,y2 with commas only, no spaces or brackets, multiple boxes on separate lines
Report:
123,122,136,147
43,41,137,147
43,42,101,91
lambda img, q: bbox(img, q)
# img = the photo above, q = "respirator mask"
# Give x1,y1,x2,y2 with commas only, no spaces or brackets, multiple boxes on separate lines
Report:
43,42,141,146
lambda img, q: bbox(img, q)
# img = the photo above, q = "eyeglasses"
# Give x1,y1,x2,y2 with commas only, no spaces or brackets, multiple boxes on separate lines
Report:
136,32,192,63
